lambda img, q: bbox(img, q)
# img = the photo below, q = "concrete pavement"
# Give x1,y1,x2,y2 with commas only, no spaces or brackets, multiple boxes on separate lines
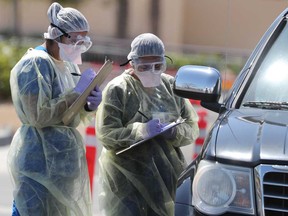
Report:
0,145,13,216
0,101,217,215
0,143,105,216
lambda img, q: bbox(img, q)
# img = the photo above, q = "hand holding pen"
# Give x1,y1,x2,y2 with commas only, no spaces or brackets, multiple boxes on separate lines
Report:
138,110,177,139
138,110,162,137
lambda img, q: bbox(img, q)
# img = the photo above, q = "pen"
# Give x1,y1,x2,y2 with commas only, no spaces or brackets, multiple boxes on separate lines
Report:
71,73,81,76
137,110,149,120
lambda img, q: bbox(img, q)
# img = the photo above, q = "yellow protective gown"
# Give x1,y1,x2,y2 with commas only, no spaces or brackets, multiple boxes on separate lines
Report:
7,47,93,216
96,69,199,216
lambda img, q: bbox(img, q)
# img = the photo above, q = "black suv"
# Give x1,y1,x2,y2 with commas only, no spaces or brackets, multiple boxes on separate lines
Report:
173,8,288,216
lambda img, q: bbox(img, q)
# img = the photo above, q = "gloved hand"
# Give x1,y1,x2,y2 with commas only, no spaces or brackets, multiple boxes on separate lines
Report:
144,119,162,138
85,86,102,111
160,123,177,139
74,68,96,94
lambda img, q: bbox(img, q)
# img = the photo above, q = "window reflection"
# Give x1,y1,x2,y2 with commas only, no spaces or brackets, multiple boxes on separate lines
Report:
241,22,288,105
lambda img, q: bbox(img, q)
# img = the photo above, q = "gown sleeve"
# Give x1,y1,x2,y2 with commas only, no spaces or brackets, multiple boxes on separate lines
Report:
10,50,80,128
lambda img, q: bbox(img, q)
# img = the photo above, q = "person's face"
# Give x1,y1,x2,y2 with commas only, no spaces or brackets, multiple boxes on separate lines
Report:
60,31,91,48
59,31,92,53
133,56,166,73
131,55,166,88
61,31,87,44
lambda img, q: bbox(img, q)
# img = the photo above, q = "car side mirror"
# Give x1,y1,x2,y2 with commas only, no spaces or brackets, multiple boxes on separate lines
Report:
173,65,223,113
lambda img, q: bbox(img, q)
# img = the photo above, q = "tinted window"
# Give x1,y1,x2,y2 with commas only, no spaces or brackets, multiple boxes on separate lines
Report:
241,19,288,105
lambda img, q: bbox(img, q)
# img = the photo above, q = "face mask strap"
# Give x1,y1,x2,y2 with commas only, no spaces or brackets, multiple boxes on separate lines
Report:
120,59,132,67
165,55,173,64
50,23,71,38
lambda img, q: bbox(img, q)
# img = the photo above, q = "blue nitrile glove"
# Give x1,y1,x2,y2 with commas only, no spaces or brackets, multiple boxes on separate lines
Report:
74,68,96,94
12,200,20,216
145,119,162,137
86,86,102,111
160,122,177,139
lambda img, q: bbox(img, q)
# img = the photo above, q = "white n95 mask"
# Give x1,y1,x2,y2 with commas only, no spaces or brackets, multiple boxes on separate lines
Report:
135,70,162,87
58,43,84,65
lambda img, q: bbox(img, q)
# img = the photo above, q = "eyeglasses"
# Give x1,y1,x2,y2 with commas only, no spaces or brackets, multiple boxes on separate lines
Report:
134,61,166,74
69,35,92,51
51,23,92,51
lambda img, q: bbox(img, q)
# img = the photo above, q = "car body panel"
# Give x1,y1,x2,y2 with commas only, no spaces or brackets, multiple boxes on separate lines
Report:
215,109,288,164
174,7,288,216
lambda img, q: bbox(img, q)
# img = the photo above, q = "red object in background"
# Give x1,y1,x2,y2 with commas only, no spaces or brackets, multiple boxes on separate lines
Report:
189,99,201,106
193,109,208,159
85,125,97,194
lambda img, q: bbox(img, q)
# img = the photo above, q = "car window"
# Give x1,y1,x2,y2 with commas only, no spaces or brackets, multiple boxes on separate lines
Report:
241,19,288,107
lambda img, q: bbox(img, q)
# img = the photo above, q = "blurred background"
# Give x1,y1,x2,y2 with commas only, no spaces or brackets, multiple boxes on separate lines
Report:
1,0,288,215
1,0,288,100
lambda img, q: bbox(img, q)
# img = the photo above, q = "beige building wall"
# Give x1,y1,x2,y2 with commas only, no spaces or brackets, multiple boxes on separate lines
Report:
0,0,288,55
129,0,151,34
80,1,117,39
160,0,185,47
183,0,288,53
0,1,13,32
20,1,49,36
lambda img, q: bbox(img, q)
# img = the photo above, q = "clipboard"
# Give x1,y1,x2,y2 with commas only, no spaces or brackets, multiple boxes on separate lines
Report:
62,59,113,125
116,118,186,155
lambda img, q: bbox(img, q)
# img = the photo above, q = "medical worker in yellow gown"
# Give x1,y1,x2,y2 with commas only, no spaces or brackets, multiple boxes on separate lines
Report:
96,33,199,216
8,2,101,216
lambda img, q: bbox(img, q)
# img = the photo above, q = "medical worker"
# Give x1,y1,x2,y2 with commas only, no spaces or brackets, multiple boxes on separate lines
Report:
8,2,101,216
95,33,199,216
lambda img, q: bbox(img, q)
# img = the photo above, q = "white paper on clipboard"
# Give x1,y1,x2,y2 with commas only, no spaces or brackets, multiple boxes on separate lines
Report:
62,59,113,125
116,118,186,155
